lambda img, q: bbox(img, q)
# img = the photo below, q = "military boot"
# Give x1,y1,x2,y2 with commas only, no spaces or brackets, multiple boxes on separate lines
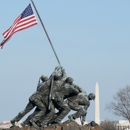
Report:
10,120,15,126
30,119,39,129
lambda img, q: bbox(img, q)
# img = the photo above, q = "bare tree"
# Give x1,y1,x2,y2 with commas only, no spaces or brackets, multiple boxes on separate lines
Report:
100,120,116,130
106,85,130,122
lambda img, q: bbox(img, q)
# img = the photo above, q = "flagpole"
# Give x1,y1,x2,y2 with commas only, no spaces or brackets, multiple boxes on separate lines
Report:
30,0,61,65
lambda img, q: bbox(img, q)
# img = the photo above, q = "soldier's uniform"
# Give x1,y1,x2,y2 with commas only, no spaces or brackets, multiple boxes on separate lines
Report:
29,79,52,124
52,83,80,123
10,80,51,126
68,93,89,118
67,93,95,125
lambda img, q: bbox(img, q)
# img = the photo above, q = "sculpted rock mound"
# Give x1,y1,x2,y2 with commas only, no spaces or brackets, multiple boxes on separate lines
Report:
1,121,102,130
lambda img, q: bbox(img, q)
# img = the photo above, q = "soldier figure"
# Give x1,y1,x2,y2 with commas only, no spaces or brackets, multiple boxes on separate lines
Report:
67,92,95,125
10,65,94,128
21,75,48,126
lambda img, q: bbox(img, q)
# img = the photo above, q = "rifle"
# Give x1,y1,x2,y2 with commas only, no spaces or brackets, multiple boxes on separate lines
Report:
36,77,41,91
48,76,54,110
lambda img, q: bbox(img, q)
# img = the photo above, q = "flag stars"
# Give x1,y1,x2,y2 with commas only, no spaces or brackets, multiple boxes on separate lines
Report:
21,4,34,19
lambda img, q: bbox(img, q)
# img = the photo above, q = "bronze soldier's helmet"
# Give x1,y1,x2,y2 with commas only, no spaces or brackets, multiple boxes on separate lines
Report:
40,75,48,82
88,93,95,100
65,77,74,84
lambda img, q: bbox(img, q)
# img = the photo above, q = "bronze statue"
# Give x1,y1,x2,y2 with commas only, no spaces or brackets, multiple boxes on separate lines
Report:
9,65,95,129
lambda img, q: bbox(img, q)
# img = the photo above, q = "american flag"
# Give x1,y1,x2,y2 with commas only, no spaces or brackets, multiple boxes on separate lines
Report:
0,4,38,49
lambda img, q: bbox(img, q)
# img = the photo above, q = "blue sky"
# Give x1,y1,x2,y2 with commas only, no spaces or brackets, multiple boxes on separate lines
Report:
0,0,130,122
